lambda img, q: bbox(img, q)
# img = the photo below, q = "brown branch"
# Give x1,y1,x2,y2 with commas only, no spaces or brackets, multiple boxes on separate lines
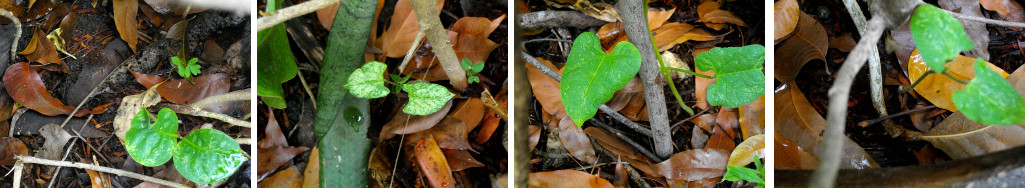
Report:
408,0,468,90
256,0,344,32
615,0,673,159
516,11,609,29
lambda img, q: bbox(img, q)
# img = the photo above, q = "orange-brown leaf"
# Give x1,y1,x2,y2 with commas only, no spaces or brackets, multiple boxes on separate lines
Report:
443,149,484,171
558,115,597,164
694,48,714,110
647,8,676,29
0,137,28,165
258,166,302,188
19,30,64,68
130,71,232,105
697,10,747,27
652,23,696,51
4,63,101,116
774,0,799,42
739,95,765,139
380,101,453,139
907,49,1008,111
979,0,1025,22
775,82,879,169
380,0,444,58
775,12,828,82
415,135,455,188
529,170,614,188
257,109,310,178
774,131,818,170
113,0,139,51
427,117,473,150
525,58,565,115
654,148,728,181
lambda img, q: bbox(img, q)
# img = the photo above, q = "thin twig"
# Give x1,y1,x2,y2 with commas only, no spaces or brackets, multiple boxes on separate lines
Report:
296,70,317,110
520,51,653,136
843,0,889,119
0,8,19,62
256,0,345,32
591,120,662,162
920,125,993,139
481,89,508,121
158,103,252,128
397,31,425,72
945,10,1025,28
15,156,188,188
857,105,936,127
409,0,468,90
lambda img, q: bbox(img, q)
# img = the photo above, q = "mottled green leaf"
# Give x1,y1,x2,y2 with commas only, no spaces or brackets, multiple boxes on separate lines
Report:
174,129,247,184
952,59,1025,125
402,82,454,115
256,1,298,109
125,108,178,166
344,61,390,98
461,59,472,70
560,32,642,126
911,4,974,72
696,45,765,108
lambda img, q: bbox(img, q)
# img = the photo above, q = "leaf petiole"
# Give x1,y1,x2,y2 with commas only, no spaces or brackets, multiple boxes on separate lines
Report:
941,71,969,84
660,67,714,79
899,70,935,93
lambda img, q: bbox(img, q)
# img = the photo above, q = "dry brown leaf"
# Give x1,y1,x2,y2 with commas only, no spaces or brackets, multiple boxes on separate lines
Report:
134,167,189,188
613,159,628,187
580,2,620,22
380,101,453,139
259,166,302,188
427,117,473,150
775,12,827,82
696,0,719,17
528,170,614,188
829,33,857,52
303,147,320,188
257,109,310,178
652,23,697,51
939,0,991,59
697,10,747,27
727,134,764,167
403,16,505,81
694,48,714,110
528,125,541,151
130,71,232,105
443,149,484,171
773,131,818,170
525,58,565,115
705,107,738,152
690,113,717,149
415,135,455,188
654,148,727,181
450,98,486,131
739,95,765,139
775,82,879,169
924,65,1025,159
113,0,139,52
558,115,598,164
380,0,444,58
647,8,676,29
774,0,799,42
315,4,340,30
583,127,643,161
0,137,28,166
19,30,65,70
5,63,103,116
979,0,1025,22
606,78,648,121
907,49,1008,111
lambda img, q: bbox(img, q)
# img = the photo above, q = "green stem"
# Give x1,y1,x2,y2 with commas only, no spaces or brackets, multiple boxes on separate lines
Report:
941,71,969,84
643,2,694,116
899,71,934,93
660,67,714,79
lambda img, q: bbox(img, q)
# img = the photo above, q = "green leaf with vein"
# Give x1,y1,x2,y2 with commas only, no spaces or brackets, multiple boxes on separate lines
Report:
952,59,1025,125
125,108,178,166
696,45,765,108
561,32,642,126
174,128,247,184
344,61,390,98
256,0,298,109
911,4,974,72
402,82,455,115
723,155,764,188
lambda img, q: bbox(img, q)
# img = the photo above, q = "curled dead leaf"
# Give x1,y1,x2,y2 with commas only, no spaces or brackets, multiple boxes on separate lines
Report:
529,169,614,188
774,0,799,42
4,63,102,117
130,71,232,105
654,148,728,181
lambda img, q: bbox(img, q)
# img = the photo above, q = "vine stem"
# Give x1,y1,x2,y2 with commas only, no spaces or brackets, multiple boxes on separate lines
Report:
899,71,935,93
256,0,344,32
920,125,993,139
660,67,713,79
941,71,969,84
0,8,19,63
944,9,1025,28
13,156,189,188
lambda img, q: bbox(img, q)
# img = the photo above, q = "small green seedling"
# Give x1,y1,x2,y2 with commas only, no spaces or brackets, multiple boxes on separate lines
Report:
461,59,485,84
171,56,202,82
344,61,455,115
125,108,246,184
908,4,1025,126
723,155,764,188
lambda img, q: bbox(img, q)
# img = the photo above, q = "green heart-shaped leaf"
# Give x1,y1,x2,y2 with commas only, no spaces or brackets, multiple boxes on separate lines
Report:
911,4,974,72
696,45,765,108
561,32,642,126
344,61,390,99
256,8,299,109
125,108,178,166
174,129,247,184
401,82,454,115
472,62,485,73
951,59,1025,125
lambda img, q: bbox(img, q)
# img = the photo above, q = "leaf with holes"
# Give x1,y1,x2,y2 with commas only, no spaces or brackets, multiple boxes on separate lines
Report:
174,128,247,184
696,45,765,108
402,82,455,115
911,4,974,72
344,61,390,99
125,108,178,166
951,59,1025,125
561,32,641,126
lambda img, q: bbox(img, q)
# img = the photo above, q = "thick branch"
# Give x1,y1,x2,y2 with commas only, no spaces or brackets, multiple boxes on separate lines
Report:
14,156,188,188
615,0,673,159
408,0,468,90
513,42,531,187
0,9,19,63
256,0,344,32
521,51,653,136
516,11,609,29
814,18,887,188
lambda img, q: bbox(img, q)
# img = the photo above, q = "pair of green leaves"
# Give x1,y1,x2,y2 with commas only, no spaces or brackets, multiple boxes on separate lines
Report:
344,61,455,115
559,32,764,127
125,108,246,184
461,59,485,84
723,155,764,188
256,0,299,109
171,57,201,82
911,4,1025,125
